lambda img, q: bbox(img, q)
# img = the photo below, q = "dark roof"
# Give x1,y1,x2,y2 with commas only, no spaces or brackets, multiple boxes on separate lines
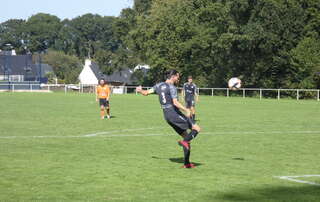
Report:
86,61,136,85
33,63,54,77
0,55,54,77
0,55,34,75
104,68,136,85
90,61,104,79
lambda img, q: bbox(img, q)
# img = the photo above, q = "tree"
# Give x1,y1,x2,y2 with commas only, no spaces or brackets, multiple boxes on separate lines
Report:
1,0,320,88
61,14,118,58
42,50,82,83
0,19,26,53
24,13,62,52
93,49,113,74
133,0,153,15
122,0,318,88
128,0,200,82
290,36,320,88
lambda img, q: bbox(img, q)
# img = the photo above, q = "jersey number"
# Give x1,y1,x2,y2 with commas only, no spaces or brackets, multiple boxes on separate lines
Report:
161,92,166,104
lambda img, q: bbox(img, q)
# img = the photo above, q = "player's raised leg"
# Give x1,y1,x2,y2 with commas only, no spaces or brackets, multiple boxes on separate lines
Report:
178,123,201,150
168,111,201,168
177,124,200,168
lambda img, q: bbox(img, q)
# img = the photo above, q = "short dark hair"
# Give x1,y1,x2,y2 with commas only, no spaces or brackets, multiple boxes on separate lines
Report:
188,76,192,79
99,78,106,84
166,69,179,80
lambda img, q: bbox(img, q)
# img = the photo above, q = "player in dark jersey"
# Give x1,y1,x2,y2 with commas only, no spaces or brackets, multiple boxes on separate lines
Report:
136,70,201,168
182,76,198,121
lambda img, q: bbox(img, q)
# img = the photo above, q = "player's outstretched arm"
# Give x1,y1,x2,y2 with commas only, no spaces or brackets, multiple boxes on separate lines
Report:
173,98,191,117
136,86,154,96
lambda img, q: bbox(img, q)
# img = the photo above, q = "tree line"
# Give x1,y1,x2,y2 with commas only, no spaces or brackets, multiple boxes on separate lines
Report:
0,0,319,88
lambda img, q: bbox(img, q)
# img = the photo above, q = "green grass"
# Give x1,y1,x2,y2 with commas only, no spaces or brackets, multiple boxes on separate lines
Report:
0,92,319,201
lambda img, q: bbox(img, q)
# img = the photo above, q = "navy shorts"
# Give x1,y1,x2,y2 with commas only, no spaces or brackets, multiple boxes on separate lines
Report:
99,98,109,107
185,99,195,108
164,108,194,135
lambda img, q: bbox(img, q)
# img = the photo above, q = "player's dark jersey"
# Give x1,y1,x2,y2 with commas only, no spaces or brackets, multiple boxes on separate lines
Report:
183,82,197,101
153,82,194,133
153,82,178,109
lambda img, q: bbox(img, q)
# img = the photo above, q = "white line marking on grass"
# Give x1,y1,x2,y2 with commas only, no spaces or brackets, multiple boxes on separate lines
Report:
0,134,169,139
0,127,168,139
83,127,165,137
0,129,319,139
99,133,170,138
275,175,320,186
0,135,83,139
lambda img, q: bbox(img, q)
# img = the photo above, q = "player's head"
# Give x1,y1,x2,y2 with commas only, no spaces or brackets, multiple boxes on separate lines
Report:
99,78,105,85
188,76,193,83
166,69,180,84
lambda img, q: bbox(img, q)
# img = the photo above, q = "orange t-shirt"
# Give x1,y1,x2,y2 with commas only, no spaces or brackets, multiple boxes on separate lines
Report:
96,85,110,99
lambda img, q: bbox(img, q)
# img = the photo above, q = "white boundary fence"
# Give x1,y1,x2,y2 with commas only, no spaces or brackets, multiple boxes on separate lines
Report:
0,83,319,101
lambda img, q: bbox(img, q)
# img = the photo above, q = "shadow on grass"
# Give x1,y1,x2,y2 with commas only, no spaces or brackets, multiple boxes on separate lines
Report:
169,157,203,166
211,185,320,202
232,157,245,160
151,156,203,166
104,115,117,119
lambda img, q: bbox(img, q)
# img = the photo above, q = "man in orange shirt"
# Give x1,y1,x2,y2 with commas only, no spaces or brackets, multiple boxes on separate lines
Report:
96,79,111,119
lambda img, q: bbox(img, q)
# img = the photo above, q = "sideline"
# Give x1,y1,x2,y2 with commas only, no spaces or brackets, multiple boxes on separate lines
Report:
275,175,320,186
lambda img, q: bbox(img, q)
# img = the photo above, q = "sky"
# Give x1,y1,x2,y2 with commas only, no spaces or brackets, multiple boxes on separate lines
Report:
1,0,133,23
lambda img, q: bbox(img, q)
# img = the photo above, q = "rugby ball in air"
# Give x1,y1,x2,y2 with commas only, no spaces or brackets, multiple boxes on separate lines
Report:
228,77,241,90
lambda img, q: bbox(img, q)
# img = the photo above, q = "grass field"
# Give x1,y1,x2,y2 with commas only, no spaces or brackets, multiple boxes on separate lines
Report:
0,92,319,201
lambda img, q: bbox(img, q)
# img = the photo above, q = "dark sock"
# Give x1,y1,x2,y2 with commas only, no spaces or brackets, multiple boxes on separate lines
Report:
184,130,198,142
183,146,190,165
192,114,195,120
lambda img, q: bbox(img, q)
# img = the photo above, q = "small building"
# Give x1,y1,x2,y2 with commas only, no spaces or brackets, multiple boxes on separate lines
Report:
0,55,32,82
0,54,53,83
78,59,138,94
0,52,55,91
79,59,103,85
0,50,16,56
105,68,136,86
79,59,136,86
